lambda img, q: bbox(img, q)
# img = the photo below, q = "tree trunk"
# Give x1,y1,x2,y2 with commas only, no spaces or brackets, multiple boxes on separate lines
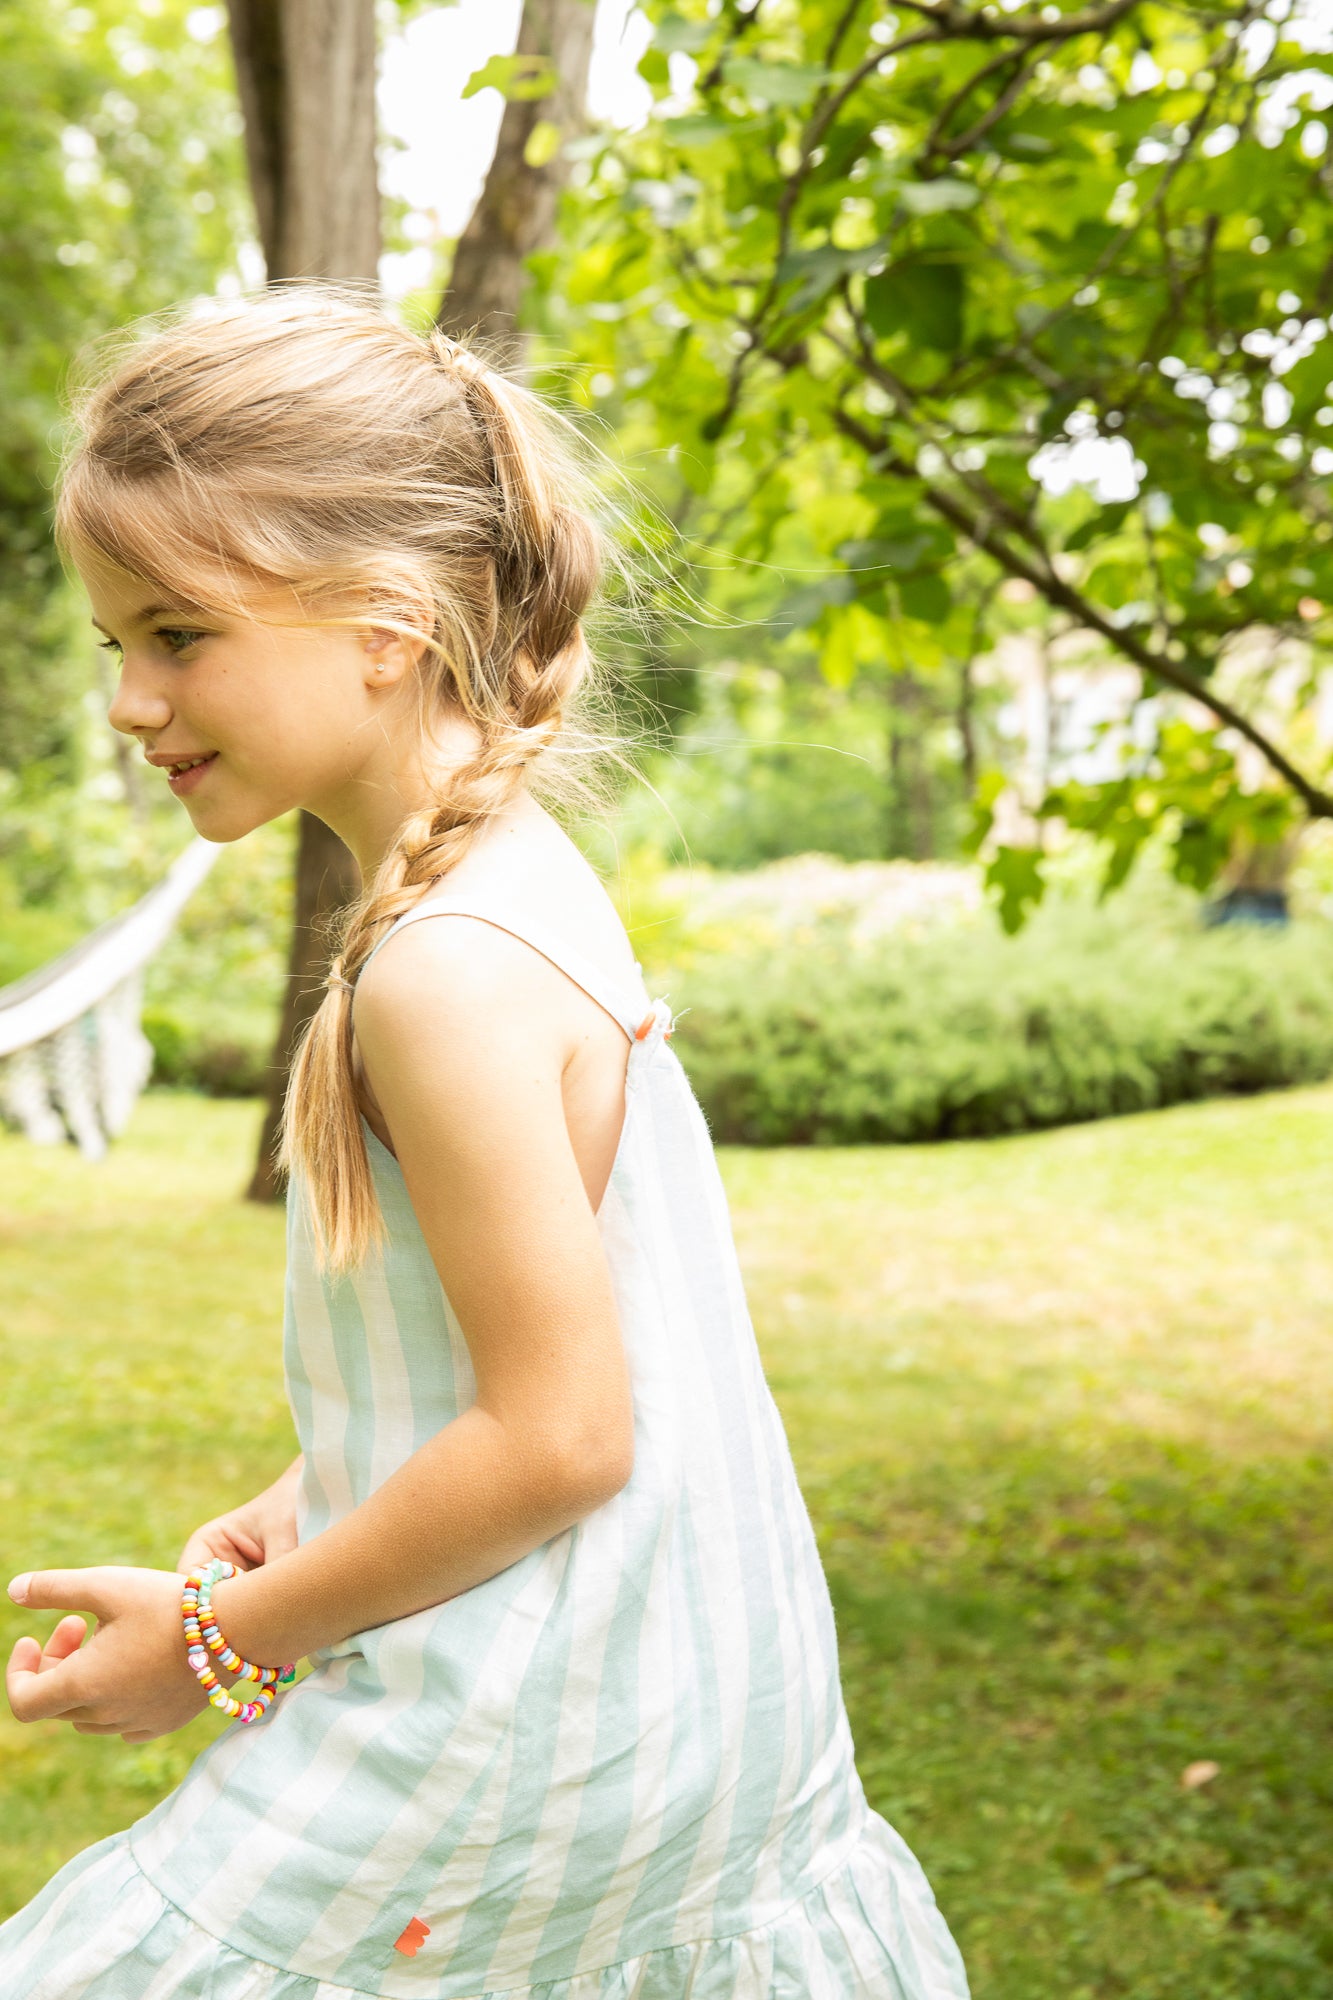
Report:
885,673,934,860
248,809,363,1202
956,655,977,794
226,0,378,1202
226,0,380,281
437,0,596,364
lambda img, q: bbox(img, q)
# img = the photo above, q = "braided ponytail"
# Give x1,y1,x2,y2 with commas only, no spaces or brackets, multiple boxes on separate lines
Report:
57,286,633,1273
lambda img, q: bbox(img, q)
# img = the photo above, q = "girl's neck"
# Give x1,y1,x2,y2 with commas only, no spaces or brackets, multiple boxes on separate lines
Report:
322,710,537,883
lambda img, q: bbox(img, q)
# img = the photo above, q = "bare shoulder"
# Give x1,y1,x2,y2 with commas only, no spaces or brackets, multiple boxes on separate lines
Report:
353,908,566,1075
350,801,647,1151
347,914,571,1198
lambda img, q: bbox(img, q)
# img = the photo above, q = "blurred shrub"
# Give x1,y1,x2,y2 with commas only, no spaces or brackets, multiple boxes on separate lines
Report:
0,887,84,987
143,1010,269,1097
135,815,295,1095
670,896,1333,1144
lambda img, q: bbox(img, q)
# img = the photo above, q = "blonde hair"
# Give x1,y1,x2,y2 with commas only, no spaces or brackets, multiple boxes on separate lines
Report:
57,283,648,1274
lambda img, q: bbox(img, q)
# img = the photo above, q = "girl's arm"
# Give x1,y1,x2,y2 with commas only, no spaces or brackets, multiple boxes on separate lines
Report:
206,916,636,1670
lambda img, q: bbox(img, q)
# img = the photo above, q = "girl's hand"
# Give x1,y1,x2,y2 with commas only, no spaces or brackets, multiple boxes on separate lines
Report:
177,1456,303,1574
5,1567,215,1744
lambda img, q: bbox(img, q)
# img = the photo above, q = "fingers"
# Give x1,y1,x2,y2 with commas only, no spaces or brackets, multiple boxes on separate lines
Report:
229,1526,266,1568
7,1568,113,1617
7,1647,129,1733
177,1527,260,1574
42,1615,89,1668
7,1636,42,1677
6,1639,87,1724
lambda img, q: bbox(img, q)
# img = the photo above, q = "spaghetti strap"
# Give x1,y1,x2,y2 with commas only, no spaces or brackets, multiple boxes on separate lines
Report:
357,893,653,1043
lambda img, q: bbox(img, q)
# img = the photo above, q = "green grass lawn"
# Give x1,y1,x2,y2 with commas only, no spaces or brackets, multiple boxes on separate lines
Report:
1,1087,1330,1996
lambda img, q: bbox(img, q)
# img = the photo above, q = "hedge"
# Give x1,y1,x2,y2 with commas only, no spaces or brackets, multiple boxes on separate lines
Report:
667,908,1333,1145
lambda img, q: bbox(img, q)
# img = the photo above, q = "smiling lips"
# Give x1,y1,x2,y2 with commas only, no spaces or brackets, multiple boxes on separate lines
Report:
145,751,218,778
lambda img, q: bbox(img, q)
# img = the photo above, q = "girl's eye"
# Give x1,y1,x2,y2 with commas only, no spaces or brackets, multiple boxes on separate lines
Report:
94,627,209,659
154,627,207,656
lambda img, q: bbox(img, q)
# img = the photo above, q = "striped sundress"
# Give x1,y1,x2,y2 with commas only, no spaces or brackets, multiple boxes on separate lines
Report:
0,890,970,1999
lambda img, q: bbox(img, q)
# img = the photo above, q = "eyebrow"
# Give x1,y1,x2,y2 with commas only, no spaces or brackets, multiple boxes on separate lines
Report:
91,603,213,634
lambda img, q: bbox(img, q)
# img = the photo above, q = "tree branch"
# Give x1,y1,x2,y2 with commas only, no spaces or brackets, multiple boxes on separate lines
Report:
888,0,1143,43
829,401,1333,818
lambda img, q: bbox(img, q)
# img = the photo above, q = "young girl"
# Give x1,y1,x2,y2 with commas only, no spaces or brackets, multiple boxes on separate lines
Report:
0,288,969,1999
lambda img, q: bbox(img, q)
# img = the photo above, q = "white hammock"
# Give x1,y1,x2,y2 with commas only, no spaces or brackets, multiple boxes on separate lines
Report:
0,837,220,1159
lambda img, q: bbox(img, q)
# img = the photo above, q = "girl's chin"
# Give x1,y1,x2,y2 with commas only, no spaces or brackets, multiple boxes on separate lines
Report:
179,793,282,845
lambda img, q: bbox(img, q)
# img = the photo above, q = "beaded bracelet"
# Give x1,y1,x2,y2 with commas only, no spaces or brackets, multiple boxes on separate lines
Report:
181,1558,297,1725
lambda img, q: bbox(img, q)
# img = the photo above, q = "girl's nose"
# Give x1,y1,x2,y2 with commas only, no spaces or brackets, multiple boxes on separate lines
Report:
106,660,173,738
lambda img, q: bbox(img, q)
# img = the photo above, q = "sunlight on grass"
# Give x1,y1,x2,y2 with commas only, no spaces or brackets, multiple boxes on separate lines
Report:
1,1087,1330,1994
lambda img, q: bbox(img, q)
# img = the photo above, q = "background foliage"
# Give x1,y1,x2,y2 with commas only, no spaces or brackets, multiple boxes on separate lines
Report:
0,0,245,863
534,0,1333,910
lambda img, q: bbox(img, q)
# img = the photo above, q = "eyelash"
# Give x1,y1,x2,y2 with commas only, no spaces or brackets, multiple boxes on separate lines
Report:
98,627,207,659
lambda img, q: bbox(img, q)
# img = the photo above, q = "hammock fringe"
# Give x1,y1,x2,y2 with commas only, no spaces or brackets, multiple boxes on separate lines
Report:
0,838,221,1160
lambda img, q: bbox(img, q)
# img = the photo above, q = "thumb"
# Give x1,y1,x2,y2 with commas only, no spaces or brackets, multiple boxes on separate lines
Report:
7,1569,114,1616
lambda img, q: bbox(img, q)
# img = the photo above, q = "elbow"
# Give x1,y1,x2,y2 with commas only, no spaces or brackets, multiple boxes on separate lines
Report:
597,1426,636,1504
549,1422,635,1515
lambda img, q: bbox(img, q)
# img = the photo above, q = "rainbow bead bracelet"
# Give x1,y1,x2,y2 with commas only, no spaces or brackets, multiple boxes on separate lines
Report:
181,1558,297,1724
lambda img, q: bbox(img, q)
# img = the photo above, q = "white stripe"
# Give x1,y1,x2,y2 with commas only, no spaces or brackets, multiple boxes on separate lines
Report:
483,1498,625,1987
289,1215,358,1532
303,1534,576,1958
628,1101,754,1945
737,1386,811,1918
2,1843,124,1996
570,1482,678,1975
347,1248,419,1497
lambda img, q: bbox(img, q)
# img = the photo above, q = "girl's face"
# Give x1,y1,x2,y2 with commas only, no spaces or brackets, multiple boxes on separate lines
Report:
81,554,419,853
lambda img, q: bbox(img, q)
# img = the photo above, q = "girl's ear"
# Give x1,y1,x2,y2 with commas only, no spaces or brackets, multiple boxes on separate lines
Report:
362,620,429,689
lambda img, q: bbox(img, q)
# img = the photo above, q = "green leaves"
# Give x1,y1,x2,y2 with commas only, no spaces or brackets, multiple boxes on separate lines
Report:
894,180,980,216
985,845,1047,934
899,572,952,623
660,113,733,149
523,120,562,169
719,57,833,107
654,11,715,54
0,0,245,776
777,240,887,314
544,0,1333,893
865,263,966,352
1041,725,1299,903
461,52,556,102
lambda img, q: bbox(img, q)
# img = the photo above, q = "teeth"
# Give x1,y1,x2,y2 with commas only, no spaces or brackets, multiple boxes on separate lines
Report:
169,756,210,775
